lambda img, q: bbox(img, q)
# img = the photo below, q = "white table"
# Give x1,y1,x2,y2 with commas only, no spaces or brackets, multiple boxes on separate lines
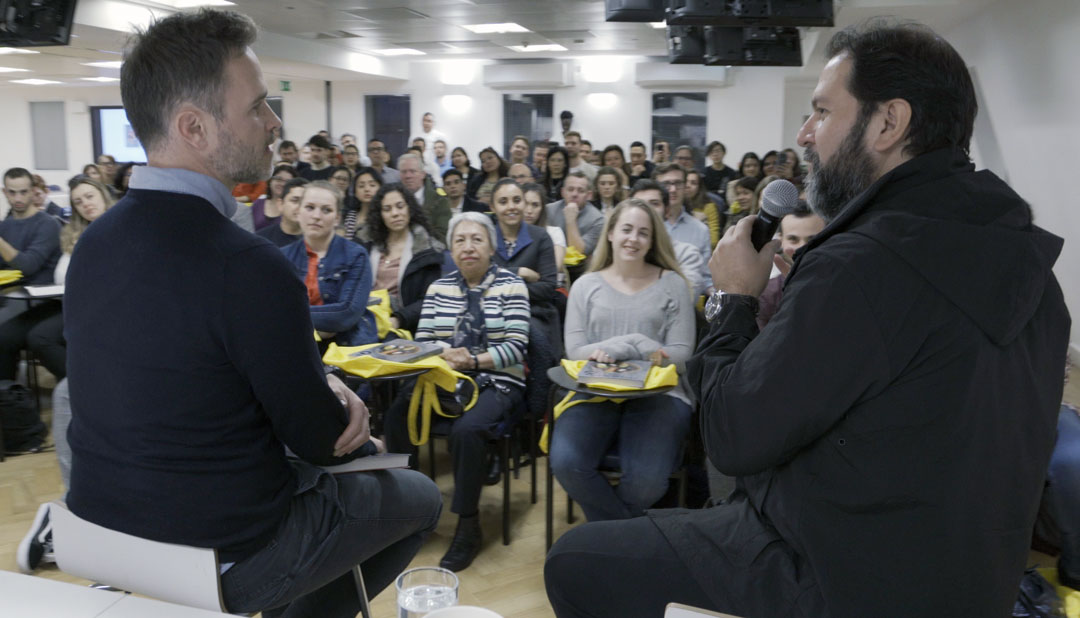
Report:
0,570,229,617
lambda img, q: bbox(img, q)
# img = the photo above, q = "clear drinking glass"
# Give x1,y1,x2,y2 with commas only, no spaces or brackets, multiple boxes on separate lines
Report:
396,566,459,617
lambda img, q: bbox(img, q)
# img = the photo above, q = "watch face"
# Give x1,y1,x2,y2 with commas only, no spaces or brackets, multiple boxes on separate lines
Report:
705,292,723,321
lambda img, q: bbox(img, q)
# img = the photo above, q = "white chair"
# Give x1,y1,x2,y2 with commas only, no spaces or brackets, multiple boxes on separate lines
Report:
50,501,371,617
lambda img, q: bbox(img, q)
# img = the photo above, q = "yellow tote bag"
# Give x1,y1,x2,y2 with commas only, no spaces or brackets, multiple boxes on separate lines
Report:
538,359,679,453
322,342,478,446
367,289,413,341
1037,568,1080,618
0,270,23,286
563,246,586,267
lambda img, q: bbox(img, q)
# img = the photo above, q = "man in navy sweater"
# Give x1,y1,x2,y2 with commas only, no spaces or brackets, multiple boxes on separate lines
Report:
60,9,441,616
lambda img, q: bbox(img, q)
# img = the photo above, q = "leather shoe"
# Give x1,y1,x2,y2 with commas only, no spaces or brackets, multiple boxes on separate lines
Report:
439,515,482,572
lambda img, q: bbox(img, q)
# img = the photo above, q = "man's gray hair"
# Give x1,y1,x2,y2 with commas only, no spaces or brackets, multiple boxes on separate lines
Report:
447,212,497,251
121,9,257,153
397,153,422,170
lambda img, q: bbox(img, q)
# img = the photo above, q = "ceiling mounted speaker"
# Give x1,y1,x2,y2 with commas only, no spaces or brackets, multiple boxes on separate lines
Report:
0,0,78,47
605,0,666,22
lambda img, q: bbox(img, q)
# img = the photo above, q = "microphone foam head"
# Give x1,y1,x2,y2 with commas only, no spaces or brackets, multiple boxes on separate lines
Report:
759,179,799,218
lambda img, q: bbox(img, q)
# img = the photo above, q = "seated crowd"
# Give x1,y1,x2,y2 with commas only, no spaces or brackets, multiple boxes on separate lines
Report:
5,109,1078,612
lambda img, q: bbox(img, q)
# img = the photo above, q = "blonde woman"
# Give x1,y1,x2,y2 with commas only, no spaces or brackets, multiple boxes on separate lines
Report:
551,198,696,522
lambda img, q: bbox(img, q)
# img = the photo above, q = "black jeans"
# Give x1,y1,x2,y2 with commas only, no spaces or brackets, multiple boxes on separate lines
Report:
384,378,524,515
0,300,65,380
219,461,442,617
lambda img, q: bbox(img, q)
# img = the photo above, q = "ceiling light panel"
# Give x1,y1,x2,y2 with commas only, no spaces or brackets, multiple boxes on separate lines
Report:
0,48,40,55
374,48,426,56
82,61,123,69
11,79,61,85
508,44,567,53
462,23,530,34
0,67,29,73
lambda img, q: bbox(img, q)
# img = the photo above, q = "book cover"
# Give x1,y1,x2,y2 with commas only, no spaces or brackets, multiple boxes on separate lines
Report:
577,359,651,389
348,338,443,363
319,452,410,474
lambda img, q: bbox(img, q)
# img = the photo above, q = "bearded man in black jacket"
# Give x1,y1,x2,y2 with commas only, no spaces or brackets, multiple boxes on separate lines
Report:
545,18,1071,618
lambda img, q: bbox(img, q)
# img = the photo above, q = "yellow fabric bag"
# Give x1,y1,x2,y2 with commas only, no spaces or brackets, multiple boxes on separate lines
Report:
0,270,23,286
563,246,586,267
367,289,413,341
538,359,679,453
322,342,478,446
1037,568,1080,618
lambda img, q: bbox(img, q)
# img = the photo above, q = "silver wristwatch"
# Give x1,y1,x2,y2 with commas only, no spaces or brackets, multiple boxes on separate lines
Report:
704,291,760,323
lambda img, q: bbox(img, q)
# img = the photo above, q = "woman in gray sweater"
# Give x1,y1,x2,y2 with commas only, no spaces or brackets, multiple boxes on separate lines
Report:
551,198,697,521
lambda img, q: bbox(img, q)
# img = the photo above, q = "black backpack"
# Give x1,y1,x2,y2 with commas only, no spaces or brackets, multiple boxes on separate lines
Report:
0,380,46,455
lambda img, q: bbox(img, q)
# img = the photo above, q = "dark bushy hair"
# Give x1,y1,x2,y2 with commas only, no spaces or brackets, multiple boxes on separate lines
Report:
367,182,431,250
826,18,977,157
629,178,669,210
121,9,257,153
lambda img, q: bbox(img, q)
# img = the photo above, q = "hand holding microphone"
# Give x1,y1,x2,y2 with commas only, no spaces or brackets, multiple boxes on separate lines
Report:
708,179,797,297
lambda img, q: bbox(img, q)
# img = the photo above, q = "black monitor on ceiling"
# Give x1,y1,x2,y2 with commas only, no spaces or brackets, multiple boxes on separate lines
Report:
668,0,834,28
605,0,666,23
0,0,78,47
704,26,802,66
667,26,706,64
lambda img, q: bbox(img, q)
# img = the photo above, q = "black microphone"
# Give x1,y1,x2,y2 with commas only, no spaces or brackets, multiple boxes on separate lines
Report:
750,179,799,251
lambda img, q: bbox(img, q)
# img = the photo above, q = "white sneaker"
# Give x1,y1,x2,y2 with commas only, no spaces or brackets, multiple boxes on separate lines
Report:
16,503,54,573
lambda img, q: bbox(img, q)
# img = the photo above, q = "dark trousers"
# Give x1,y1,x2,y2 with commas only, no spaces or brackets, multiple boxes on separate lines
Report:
384,380,523,515
220,461,442,618
0,300,65,380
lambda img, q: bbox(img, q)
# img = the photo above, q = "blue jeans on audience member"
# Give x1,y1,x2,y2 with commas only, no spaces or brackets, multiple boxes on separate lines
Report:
1048,405,1080,586
220,460,442,618
550,395,692,522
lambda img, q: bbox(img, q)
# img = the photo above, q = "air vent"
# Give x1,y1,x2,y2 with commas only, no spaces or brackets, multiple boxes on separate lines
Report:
316,31,362,40
342,8,431,20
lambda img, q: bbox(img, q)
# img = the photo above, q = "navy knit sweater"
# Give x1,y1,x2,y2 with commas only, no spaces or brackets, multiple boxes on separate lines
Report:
65,189,360,561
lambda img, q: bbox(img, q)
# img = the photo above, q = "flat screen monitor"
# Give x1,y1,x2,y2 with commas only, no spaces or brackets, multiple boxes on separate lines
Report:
91,106,148,164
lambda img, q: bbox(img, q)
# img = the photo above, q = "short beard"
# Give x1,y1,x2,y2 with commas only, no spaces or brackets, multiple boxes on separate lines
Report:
804,108,878,223
210,126,271,185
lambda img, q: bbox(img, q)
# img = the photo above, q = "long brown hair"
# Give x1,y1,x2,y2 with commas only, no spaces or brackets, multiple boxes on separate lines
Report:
62,178,114,254
588,198,684,282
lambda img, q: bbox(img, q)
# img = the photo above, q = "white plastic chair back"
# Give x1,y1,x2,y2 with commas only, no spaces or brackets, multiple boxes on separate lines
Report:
50,501,227,613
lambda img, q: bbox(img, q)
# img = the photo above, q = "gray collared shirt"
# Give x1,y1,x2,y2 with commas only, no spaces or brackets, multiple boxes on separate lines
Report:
128,166,238,219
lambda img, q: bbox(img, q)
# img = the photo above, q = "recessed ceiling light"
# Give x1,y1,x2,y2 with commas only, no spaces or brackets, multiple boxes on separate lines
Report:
508,44,567,53
462,23,530,34
650,22,667,29
81,77,121,83
0,48,39,55
82,61,123,69
11,79,61,85
0,67,29,73
374,48,426,56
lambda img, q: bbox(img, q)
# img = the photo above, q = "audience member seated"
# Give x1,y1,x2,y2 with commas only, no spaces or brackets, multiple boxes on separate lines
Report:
384,212,530,572
532,141,549,176
565,132,597,183
276,139,299,167
601,145,633,186
30,174,68,222
760,149,779,178
1047,403,1080,590
466,147,508,205
591,166,626,217
654,163,712,273
356,183,445,333
248,164,297,232
685,169,723,249
628,141,655,185
521,182,566,274
341,166,382,241
722,175,761,236
368,138,401,184
550,198,696,521
757,201,825,330
673,145,696,172
541,146,570,204
451,146,479,186
257,177,307,247
489,178,559,331
0,177,111,389
629,180,709,299
433,139,453,175
703,140,738,194
507,135,539,179
81,163,105,184
329,165,353,198
507,163,535,185
398,153,451,241
409,139,444,187
444,168,485,216
96,154,118,187
298,134,335,181
341,143,366,176
112,162,138,199
0,167,62,325
546,172,604,264
281,181,376,348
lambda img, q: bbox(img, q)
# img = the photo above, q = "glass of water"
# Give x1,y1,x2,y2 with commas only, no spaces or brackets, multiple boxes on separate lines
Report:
396,566,459,617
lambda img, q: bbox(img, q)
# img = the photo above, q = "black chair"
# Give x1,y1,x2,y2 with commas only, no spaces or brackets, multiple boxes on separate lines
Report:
543,365,686,551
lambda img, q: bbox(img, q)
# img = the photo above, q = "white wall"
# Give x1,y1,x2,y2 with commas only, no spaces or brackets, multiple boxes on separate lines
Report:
943,0,1080,352
267,76,328,146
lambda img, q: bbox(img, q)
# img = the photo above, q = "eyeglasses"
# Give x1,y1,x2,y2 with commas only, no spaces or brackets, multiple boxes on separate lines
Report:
369,146,385,152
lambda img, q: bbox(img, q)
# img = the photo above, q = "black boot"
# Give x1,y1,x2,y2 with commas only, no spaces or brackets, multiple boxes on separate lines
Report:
439,514,482,572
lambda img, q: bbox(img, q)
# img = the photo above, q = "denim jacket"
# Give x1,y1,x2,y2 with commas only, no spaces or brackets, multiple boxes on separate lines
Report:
281,234,377,346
